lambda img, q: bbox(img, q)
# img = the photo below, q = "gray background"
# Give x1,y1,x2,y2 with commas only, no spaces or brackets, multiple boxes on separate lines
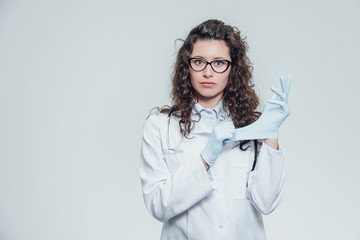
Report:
1,0,359,239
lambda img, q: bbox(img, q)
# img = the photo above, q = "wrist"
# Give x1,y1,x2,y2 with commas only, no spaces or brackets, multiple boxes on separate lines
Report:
264,138,279,150
201,148,214,167
201,155,210,170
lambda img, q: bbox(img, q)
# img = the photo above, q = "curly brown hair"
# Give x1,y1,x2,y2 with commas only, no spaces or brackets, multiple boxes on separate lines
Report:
160,19,260,148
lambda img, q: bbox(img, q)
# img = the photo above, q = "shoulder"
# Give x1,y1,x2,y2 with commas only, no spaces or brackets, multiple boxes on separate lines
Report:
141,113,168,143
144,112,168,129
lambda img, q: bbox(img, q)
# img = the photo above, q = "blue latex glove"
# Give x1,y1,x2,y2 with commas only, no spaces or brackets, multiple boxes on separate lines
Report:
233,75,292,140
201,121,235,167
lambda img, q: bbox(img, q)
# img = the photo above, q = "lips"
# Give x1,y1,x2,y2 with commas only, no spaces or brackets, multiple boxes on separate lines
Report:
200,81,216,88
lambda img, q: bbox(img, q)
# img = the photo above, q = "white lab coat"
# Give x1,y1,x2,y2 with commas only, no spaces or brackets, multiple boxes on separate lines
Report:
139,106,286,240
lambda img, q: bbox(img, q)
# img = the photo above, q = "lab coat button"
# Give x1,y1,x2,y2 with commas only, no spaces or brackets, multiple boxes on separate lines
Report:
218,225,223,229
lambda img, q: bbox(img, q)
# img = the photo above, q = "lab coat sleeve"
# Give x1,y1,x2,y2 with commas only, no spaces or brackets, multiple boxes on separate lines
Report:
139,114,215,222
247,142,286,215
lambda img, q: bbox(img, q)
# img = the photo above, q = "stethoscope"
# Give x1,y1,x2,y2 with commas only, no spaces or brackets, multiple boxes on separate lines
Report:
166,107,184,152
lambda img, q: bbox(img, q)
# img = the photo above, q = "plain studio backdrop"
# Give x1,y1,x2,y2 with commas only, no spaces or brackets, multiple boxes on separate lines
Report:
0,0,359,239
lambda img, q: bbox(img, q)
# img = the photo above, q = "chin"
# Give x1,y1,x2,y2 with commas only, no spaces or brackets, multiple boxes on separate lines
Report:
197,91,223,100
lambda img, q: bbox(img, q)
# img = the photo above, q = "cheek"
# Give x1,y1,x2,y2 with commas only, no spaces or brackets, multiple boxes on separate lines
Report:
189,71,200,84
220,73,230,86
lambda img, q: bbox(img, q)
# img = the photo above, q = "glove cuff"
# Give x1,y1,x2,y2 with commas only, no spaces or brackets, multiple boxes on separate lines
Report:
201,150,214,167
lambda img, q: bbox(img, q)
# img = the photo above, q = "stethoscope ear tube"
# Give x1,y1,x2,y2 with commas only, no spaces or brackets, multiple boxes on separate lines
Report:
167,106,184,152
168,106,176,117
251,140,258,171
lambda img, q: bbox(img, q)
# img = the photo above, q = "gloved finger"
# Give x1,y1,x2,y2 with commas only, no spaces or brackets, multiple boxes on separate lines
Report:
218,131,236,141
223,139,230,144
214,122,235,139
281,75,292,98
228,132,237,142
271,87,286,101
280,75,286,93
269,93,278,101
268,99,287,108
223,135,235,144
223,130,237,143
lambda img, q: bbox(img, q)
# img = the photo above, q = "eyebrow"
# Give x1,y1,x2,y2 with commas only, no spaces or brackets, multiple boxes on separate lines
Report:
191,56,230,60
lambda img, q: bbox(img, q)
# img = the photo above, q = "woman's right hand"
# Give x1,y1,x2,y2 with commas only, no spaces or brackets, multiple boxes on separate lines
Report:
201,121,235,167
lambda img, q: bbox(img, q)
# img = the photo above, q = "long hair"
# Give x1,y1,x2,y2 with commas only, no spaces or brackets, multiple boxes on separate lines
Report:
161,19,260,149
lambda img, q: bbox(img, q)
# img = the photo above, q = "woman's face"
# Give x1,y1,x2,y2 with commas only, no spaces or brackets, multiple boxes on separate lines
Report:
189,39,231,108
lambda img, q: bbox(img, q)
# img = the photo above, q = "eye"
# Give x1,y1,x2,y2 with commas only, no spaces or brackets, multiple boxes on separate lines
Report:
213,60,226,66
193,59,205,65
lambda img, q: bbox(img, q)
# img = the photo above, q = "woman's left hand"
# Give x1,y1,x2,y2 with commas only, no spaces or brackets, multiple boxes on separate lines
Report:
232,75,292,140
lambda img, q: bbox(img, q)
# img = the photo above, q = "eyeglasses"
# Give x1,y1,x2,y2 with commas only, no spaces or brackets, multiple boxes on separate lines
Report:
188,58,231,73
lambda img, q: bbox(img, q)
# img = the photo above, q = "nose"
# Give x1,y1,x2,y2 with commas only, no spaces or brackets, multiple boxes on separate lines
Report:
202,63,214,78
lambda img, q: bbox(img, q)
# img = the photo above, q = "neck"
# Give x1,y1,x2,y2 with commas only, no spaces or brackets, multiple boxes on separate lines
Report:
196,94,223,109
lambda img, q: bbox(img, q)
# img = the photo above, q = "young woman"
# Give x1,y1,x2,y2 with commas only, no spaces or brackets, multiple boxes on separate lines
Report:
140,19,291,240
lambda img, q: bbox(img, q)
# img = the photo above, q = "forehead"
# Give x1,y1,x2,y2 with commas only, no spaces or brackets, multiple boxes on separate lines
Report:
190,40,230,59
